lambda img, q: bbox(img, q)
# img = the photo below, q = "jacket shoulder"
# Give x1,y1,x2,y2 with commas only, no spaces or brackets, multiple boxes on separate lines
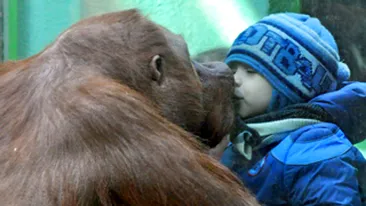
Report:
271,122,353,165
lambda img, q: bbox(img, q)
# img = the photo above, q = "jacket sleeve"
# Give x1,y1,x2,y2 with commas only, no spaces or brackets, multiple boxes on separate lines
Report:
310,81,366,144
288,153,362,205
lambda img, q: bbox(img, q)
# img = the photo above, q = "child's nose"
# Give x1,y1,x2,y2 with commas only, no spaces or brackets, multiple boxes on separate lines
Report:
234,74,241,87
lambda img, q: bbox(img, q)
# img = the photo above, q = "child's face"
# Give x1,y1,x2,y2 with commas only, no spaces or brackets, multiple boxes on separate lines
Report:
231,63,273,118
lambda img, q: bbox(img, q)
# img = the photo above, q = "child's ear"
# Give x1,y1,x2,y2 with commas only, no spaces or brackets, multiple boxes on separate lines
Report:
150,55,165,85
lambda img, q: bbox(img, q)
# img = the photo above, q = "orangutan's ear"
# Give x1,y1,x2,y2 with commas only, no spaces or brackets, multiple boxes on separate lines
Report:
150,55,164,85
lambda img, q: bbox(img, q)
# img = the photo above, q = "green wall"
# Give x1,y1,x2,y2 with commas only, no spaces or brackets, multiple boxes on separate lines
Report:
16,0,269,59
357,142,366,157
17,0,80,59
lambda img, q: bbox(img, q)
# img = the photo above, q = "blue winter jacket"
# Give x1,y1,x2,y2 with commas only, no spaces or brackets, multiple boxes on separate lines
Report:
221,81,366,205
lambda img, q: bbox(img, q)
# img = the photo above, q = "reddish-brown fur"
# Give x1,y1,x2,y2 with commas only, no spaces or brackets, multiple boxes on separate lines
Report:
0,9,258,205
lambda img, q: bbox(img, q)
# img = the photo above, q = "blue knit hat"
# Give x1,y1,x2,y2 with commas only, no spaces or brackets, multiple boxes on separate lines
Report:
225,13,350,111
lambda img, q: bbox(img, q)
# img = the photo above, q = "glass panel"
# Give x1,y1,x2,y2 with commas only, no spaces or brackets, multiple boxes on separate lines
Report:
9,0,366,155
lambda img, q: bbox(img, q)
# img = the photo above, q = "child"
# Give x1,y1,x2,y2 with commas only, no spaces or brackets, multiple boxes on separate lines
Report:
221,13,366,205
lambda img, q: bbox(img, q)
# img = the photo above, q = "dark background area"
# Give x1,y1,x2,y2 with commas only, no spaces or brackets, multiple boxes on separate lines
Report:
302,0,366,81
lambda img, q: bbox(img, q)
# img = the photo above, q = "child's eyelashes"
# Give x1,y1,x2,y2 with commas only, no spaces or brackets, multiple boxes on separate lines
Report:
246,68,257,74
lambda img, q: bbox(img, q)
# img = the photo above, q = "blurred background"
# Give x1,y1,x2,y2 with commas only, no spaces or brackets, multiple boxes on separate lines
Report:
1,0,365,155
